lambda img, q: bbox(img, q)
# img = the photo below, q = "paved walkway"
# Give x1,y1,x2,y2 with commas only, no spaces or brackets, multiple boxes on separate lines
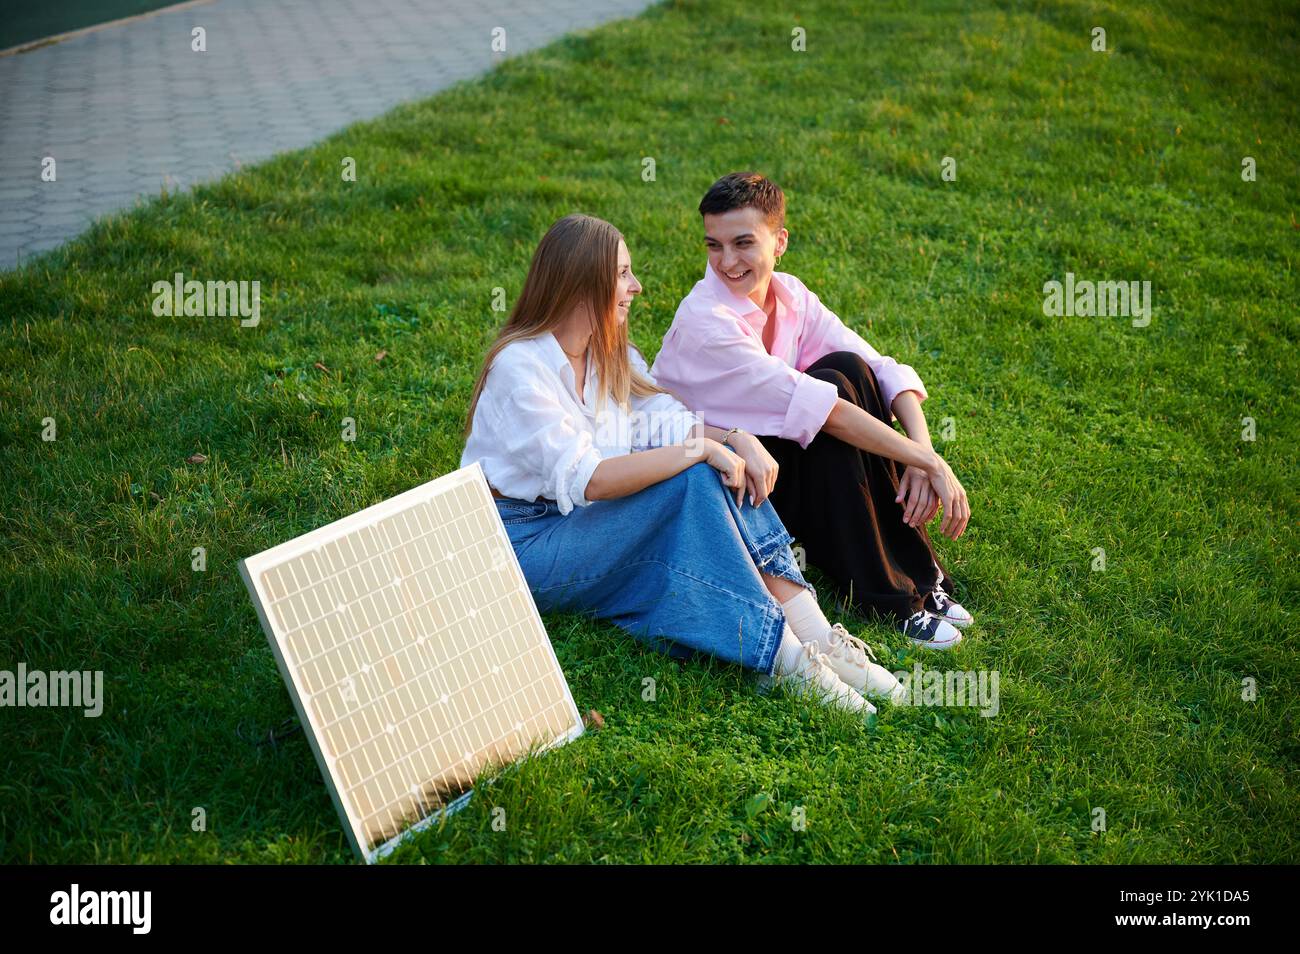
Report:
0,0,654,269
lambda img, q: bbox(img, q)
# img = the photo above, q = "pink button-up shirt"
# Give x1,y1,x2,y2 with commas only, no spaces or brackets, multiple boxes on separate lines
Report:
650,264,928,448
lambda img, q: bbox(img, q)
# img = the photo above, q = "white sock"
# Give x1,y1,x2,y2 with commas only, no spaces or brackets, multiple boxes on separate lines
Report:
773,625,806,676
781,589,833,652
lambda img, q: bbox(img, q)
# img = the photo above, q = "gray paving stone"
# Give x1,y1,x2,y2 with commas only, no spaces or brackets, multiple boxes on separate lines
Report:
0,0,654,268
35,214,95,230
0,221,37,239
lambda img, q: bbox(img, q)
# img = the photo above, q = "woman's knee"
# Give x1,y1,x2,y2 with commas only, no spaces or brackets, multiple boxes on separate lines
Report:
673,460,722,493
808,352,884,412
807,366,855,402
809,350,874,382
625,461,719,512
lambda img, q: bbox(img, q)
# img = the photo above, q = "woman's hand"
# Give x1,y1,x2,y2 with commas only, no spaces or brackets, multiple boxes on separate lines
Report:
726,431,778,507
920,452,971,540
701,438,747,507
896,464,938,528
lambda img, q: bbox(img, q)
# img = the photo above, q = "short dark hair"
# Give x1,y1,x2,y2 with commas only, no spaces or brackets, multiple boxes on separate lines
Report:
698,172,785,231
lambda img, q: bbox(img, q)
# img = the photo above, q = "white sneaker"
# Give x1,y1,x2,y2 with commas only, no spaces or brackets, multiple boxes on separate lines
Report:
899,609,964,650
776,642,876,715
821,623,907,703
925,567,974,629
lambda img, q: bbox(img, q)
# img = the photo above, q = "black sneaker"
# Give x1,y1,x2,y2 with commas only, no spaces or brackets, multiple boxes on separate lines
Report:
922,567,975,629
898,609,963,650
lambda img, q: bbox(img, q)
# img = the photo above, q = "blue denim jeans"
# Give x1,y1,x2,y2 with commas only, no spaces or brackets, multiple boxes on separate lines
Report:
494,462,814,676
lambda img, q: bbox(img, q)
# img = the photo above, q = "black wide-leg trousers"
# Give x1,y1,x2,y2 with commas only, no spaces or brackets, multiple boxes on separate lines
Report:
756,350,955,623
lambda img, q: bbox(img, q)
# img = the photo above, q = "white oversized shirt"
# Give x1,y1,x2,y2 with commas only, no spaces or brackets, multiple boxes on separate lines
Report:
460,333,702,514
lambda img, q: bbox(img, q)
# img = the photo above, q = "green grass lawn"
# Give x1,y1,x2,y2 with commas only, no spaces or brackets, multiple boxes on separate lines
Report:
1,0,1296,864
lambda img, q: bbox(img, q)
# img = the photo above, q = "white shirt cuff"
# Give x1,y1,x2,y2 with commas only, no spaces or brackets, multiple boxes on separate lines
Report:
557,446,604,515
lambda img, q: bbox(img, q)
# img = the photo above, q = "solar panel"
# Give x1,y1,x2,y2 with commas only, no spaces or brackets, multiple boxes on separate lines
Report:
239,461,584,863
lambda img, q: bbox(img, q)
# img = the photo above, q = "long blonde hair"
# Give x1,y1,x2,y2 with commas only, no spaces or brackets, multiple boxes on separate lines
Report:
464,213,664,436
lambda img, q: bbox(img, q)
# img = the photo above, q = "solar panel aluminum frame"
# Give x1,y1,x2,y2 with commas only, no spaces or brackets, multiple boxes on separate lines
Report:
238,461,585,863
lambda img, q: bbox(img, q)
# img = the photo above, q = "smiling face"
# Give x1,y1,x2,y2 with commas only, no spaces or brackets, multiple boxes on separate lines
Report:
614,238,642,325
702,206,789,308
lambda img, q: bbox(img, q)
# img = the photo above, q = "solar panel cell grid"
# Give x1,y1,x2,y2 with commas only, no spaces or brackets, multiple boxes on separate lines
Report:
240,463,583,862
